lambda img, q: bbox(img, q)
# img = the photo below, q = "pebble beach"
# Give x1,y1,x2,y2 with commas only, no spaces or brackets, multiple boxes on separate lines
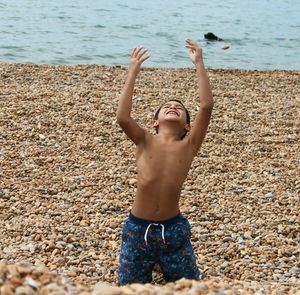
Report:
0,64,299,294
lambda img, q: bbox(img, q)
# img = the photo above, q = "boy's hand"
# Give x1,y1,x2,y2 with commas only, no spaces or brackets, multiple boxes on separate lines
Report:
185,39,203,65
129,47,150,76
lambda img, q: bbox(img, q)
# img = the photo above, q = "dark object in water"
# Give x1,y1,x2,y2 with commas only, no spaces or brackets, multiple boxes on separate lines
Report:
204,32,223,41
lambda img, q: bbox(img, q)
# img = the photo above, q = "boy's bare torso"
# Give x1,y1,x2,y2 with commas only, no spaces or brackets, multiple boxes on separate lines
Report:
131,133,195,221
117,40,213,222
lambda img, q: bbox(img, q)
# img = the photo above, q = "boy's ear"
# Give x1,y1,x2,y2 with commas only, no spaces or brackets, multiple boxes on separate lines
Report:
184,124,191,132
153,120,159,128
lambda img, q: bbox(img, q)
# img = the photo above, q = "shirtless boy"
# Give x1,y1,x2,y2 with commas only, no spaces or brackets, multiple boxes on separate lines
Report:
116,38,213,285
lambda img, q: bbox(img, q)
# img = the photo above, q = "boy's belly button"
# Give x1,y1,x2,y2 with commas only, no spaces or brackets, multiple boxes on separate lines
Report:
155,203,159,212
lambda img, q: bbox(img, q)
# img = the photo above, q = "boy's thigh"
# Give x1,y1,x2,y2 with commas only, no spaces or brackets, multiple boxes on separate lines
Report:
118,219,156,285
159,219,200,282
160,240,200,282
118,252,155,285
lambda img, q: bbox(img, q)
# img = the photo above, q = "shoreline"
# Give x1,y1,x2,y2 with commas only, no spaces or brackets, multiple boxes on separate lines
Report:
1,61,299,73
1,63,299,293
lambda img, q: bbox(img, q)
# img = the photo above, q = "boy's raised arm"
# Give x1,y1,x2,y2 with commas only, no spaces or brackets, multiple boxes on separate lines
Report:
117,47,150,145
185,38,214,154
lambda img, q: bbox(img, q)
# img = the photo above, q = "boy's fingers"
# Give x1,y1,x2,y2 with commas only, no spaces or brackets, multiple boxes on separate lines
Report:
140,55,150,63
186,43,202,53
135,46,144,55
137,48,148,59
131,47,149,63
185,44,196,50
186,37,197,42
185,38,195,44
131,46,142,55
131,47,140,57
185,38,200,47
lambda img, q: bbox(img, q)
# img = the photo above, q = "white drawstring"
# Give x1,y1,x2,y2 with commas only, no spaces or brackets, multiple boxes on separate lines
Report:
144,223,166,246
161,224,165,243
144,224,152,246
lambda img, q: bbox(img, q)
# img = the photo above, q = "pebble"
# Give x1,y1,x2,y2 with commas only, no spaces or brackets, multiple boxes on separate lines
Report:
265,192,273,198
92,282,122,295
220,261,229,269
221,44,230,50
15,286,36,295
0,285,14,295
0,64,299,294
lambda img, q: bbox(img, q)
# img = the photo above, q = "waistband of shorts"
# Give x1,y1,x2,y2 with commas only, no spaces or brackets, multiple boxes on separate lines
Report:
128,212,184,226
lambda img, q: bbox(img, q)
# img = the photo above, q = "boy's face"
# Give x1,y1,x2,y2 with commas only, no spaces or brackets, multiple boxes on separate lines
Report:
153,100,190,133
159,101,187,122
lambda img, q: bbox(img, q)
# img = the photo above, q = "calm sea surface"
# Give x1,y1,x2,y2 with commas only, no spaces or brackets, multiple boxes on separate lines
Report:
0,0,299,69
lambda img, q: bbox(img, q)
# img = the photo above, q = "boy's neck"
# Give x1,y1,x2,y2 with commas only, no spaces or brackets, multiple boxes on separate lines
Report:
156,127,184,142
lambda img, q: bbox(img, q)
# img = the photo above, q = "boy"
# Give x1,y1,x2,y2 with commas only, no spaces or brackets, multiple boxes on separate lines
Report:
116,38,213,285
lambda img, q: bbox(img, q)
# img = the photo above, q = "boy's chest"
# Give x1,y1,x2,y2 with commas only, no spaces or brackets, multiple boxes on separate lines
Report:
136,140,194,169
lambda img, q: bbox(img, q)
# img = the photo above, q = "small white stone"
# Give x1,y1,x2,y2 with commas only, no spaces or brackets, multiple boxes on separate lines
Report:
25,277,40,289
265,192,273,198
38,134,46,140
221,43,230,50
220,261,229,269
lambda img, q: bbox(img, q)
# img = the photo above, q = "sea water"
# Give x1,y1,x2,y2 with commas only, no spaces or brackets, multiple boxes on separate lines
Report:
0,0,299,69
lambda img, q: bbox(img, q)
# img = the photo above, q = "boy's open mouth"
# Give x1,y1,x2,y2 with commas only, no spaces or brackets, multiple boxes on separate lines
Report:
166,110,179,116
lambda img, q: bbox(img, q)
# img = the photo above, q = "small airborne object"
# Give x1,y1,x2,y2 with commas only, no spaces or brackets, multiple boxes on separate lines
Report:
221,44,230,50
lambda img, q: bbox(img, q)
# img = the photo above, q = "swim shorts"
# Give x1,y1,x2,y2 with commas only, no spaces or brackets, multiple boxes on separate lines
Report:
118,212,200,285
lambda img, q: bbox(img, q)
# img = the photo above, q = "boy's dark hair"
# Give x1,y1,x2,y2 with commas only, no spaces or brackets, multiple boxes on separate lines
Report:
154,99,191,138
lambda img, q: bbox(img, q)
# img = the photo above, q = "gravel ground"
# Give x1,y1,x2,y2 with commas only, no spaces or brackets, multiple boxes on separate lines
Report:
0,64,299,294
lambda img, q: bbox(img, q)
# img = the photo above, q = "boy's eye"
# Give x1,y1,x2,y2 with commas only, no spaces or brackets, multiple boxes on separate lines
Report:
163,105,183,109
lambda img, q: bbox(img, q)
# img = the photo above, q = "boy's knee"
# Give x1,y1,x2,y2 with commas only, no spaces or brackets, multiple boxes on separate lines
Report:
118,266,152,285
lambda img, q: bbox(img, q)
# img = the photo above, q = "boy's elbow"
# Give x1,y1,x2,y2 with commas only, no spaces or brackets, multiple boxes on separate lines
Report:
116,115,129,126
116,116,125,125
201,101,214,111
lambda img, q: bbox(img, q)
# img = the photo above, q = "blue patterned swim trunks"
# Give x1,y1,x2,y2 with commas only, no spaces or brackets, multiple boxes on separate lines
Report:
118,212,200,285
